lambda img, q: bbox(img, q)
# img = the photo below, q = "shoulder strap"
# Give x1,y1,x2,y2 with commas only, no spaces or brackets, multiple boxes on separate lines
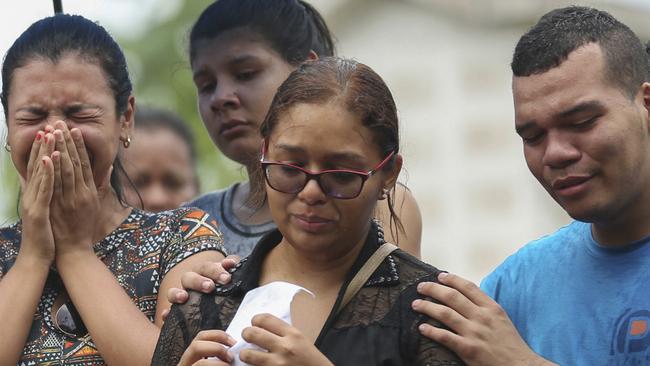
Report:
335,243,399,317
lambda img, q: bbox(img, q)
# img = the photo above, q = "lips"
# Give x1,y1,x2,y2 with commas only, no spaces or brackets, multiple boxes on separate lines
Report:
550,175,592,197
291,213,335,233
219,119,249,136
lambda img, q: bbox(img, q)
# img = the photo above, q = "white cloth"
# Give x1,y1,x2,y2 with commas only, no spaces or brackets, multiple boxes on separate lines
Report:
225,281,313,365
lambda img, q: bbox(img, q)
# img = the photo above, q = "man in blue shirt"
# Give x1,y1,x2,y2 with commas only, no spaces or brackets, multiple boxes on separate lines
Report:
412,6,650,366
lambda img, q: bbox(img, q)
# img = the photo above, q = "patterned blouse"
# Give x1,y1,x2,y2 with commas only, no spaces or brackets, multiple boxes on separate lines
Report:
0,207,226,366
152,221,465,366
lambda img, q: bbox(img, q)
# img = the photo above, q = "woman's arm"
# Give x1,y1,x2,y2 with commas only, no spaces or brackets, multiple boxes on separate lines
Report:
57,250,225,366
375,182,422,257
0,131,56,364
0,255,51,364
50,123,226,365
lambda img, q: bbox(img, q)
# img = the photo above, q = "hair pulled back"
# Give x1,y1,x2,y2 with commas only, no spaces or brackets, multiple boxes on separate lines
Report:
257,57,404,237
1,14,134,204
189,0,335,65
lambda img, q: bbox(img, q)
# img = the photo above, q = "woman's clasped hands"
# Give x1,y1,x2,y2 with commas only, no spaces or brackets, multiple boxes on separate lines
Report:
21,120,111,264
179,313,333,366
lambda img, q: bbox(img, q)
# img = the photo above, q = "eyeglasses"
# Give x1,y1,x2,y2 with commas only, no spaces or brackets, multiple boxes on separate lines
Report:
260,151,395,199
54,298,88,338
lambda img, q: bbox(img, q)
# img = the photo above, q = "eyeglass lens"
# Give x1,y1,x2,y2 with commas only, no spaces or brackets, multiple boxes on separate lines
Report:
265,164,364,199
55,301,88,337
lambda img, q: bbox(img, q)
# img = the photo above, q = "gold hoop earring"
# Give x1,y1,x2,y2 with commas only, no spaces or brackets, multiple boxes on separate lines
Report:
4,144,11,152
122,136,131,149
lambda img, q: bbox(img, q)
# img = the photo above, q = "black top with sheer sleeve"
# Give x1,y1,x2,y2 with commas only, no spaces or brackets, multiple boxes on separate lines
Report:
152,221,464,366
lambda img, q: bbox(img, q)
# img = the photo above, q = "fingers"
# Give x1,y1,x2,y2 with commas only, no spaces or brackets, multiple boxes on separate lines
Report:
196,260,235,286
26,131,43,181
52,150,62,199
242,314,291,351
55,121,84,189
70,127,93,187
417,322,467,356
177,330,235,366
53,128,75,198
437,272,494,307
411,298,466,333
223,256,241,271
36,156,55,206
239,348,272,365
167,287,189,305
180,271,216,294
416,274,489,320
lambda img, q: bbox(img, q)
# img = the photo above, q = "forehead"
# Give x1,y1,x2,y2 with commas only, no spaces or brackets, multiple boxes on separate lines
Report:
192,27,287,69
8,54,113,108
269,101,379,157
512,43,623,124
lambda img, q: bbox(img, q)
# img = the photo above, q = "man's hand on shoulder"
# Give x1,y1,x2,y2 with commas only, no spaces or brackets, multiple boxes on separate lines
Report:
412,273,558,366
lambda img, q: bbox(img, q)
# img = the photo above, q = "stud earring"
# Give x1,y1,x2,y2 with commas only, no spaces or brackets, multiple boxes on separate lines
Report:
122,136,131,149
379,188,389,200
4,143,11,152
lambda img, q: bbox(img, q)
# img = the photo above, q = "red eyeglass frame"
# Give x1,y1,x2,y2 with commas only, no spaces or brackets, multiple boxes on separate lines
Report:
259,140,396,199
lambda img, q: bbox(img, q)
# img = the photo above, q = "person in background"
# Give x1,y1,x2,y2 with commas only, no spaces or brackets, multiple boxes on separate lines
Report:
121,107,199,212
152,57,463,366
0,14,225,365
185,0,423,259
412,6,650,366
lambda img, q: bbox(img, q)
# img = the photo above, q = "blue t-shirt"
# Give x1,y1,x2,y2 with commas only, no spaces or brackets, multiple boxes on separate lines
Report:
481,221,650,366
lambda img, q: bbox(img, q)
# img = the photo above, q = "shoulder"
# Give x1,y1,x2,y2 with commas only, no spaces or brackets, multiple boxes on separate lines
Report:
481,221,586,295
391,249,443,290
185,185,234,210
493,221,584,271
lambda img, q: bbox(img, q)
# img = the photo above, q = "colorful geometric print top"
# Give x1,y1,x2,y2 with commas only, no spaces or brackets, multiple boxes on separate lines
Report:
0,207,226,366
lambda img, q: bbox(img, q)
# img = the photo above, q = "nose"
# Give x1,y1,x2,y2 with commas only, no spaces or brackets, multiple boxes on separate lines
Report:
542,131,581,169
143,184,172,212
297,178,327,205
210,80,240,112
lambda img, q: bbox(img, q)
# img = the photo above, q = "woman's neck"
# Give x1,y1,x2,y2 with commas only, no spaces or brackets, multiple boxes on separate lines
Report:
92,189,132,245
260,234,368,293
232,180,272,226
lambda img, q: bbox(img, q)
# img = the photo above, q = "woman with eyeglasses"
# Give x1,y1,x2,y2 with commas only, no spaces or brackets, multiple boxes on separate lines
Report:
182,0,422,261
151,57,464,366
0,14,225,365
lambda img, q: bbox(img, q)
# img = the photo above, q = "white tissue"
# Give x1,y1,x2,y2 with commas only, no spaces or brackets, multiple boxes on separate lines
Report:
225,281,313,366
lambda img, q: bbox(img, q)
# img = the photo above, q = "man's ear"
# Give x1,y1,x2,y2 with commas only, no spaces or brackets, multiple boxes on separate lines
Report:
641,82,650,132
120,95,135,142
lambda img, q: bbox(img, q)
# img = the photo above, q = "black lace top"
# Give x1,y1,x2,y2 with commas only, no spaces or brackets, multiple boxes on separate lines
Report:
152,222,464,366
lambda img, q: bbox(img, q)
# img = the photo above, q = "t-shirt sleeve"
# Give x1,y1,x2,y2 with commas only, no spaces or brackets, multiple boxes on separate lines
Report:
160,208,227,276
480,266,503,301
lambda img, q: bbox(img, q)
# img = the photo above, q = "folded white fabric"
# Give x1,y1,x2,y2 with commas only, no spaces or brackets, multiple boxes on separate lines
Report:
225,281,313,366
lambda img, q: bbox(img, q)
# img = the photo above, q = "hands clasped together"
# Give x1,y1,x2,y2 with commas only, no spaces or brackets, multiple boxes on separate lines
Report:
21,121,109,267
178,314,332,366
